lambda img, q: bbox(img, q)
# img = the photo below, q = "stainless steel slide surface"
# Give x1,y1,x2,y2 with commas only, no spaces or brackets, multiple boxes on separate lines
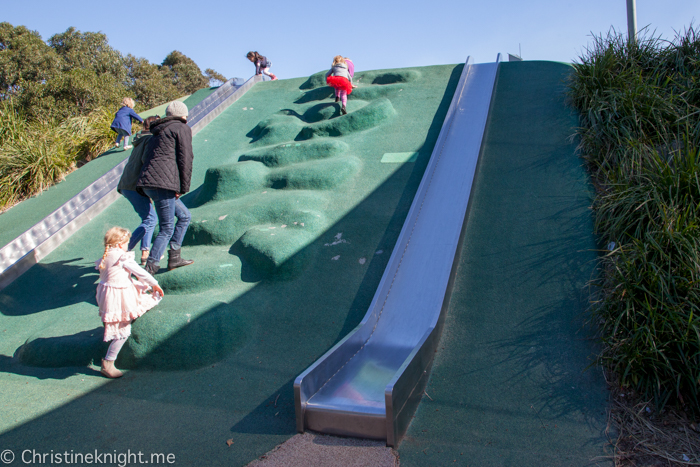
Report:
0,75,261,290
294,56,501,446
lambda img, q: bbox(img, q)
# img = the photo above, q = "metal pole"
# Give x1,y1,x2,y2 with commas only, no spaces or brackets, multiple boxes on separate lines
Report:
627,0,637,44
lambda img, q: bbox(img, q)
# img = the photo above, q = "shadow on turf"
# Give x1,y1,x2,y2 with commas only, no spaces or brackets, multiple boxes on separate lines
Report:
230,379,297,436
13,327,107,370
75,147,124,168
0,355,99,379
459,91,604,423
0,258,97,317
294,87,334,104
475,211,603,425
483,305,604,422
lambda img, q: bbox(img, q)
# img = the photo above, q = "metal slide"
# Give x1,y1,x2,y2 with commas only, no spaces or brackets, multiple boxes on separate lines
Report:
0,75,261,290
294,55,502,447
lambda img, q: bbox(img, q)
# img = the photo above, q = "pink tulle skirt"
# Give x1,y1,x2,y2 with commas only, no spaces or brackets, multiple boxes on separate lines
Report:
96,279,160,341
326,76,352,95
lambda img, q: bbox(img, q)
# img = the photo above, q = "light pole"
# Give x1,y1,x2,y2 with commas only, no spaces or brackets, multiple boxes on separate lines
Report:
627,0,637,44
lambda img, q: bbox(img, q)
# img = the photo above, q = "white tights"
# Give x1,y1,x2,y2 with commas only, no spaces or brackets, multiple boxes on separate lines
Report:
105,337,127,361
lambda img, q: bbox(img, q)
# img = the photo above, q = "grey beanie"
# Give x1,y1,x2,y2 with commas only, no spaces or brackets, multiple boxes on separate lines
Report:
166,101,189,118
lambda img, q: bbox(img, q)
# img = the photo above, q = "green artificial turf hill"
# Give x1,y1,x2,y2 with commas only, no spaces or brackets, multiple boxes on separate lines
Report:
0,62,610,465
0,65,461,466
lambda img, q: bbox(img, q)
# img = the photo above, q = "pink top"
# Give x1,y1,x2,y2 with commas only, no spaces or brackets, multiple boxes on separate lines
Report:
346,59,355,78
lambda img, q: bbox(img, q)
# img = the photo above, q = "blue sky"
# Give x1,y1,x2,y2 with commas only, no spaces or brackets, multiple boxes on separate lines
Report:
4,1,697,81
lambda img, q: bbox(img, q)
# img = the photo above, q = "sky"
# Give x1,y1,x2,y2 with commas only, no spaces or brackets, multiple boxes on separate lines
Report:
3,1,698,82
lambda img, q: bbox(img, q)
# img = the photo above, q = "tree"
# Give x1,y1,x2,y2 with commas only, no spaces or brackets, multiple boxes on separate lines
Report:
124,55,180,110
5,26,129,119
50,69,123,116
18,68,124,119
204,68,227,87
161,50,209,94
0,23,229,208
0,22,60,97
1,23,222,120
48,27,125,82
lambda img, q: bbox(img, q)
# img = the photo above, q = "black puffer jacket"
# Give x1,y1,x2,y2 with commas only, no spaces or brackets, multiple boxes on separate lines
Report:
136,116,193,194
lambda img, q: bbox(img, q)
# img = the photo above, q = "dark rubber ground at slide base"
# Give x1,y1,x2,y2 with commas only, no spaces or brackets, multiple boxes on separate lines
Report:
398,62,611,466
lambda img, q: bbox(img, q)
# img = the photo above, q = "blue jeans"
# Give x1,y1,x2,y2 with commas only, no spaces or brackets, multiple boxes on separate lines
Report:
143,188,191,265
113,128,130,145
121,189,157,251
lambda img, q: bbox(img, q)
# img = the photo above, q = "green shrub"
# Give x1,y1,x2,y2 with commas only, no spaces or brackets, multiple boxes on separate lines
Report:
68,107,129,162
0,102,137,210
0,111,77,209
594,145,700,408
0,22,224,211
569,27,700,410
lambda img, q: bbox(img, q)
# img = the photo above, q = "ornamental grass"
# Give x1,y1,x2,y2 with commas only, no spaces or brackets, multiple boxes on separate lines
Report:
0,102,130,211
569,26,700,413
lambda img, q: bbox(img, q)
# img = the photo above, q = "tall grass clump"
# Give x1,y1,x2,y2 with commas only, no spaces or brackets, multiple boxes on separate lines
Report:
0,101,74,209
68,108,125,163
0,101,121,211
569,26,700,411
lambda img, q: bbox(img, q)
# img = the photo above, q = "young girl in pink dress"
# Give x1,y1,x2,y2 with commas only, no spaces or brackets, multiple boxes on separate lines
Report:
95,227,164,378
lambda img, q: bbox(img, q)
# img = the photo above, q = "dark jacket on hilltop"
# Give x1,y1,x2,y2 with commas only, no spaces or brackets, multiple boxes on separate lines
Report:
136,117,193,195
255,56,271,75
117,131,152,193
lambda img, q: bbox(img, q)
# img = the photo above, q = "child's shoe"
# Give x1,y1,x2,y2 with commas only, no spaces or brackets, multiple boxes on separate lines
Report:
341,105,347,116
101,359,123,378
124,145,133,150
335,96,339,103
270,74,278,81
114,143,120,148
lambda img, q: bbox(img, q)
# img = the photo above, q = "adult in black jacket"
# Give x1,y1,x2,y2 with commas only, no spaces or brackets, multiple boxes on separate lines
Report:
137,101,194,274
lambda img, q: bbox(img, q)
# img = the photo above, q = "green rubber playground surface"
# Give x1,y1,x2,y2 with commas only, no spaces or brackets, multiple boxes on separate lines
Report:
0,89,216,250
0,65,461,465
0,62,610,466
398,62,611,466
